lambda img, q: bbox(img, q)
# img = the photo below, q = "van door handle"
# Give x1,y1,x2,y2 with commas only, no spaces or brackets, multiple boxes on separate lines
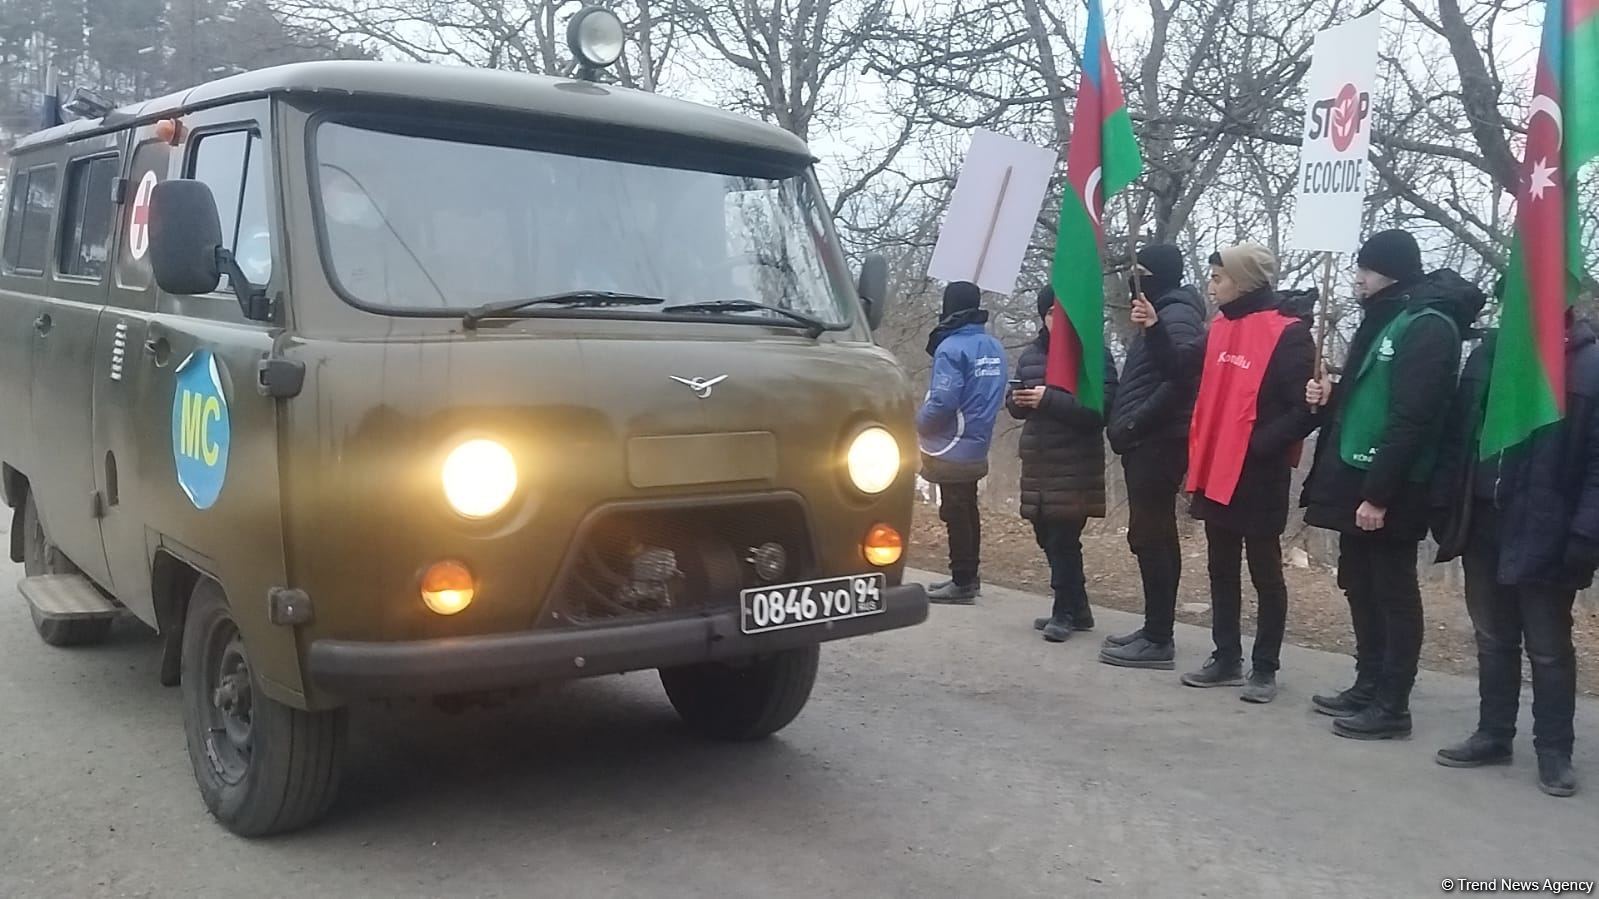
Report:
33,313,51,335
144,334,171,366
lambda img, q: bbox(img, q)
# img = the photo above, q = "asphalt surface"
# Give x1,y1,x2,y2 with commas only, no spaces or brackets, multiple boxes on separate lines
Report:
2,560,1596,898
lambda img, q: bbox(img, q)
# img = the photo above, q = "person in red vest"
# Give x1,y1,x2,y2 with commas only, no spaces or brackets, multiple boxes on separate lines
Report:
1182,243,1316,703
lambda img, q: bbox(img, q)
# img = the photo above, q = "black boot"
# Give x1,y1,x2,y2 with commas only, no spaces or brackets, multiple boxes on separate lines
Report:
1041,617,1073,643
1436,732,1513,768
1538,751,1578,798
1311,678,1377,718
1332,703,1412,741
1071,599,1095,632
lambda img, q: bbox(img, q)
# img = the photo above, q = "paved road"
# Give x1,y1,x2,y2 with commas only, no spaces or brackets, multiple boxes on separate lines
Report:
2,561,1595,898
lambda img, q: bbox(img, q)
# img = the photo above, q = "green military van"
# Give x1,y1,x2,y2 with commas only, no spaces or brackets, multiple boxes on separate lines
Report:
0,11,926,837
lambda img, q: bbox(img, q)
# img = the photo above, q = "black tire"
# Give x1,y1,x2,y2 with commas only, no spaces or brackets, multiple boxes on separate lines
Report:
180,577,347,837
21,492,111,647
659,645,820,741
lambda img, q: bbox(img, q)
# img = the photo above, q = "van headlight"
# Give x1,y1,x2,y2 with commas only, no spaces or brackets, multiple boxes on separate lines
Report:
846,427,901,495
442,439,518,519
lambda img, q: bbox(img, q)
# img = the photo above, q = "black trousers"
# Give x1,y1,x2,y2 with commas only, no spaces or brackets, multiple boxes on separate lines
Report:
1124,441,1186,644
1337,532,1425,711
938,481,982,586
1033,517,1089,622
1205,523,1288,672
1462,504,1578,755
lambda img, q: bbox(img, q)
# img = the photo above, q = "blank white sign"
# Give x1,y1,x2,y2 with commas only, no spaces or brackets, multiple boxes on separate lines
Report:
927,129,1058,296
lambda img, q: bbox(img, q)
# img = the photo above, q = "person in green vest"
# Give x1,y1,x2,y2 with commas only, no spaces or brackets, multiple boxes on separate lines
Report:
1300,229,1486,740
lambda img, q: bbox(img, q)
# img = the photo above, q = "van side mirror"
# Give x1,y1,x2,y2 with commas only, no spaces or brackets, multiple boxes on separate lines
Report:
857,253,890,330
149,179,272,322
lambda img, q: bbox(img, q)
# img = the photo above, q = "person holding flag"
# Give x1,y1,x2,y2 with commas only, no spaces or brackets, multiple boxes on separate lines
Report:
1426,0,1597,798
1429,311,1596,798
1016,0,1140,636
1100,245,1208,670
1182,244,1316,704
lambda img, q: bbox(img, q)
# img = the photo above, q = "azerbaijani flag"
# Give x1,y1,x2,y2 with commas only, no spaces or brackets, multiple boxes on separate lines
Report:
1044,0,1143,413
1481,0,1599,457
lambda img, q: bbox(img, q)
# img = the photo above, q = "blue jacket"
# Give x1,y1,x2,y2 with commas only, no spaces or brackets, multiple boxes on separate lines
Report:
917,324,1008,469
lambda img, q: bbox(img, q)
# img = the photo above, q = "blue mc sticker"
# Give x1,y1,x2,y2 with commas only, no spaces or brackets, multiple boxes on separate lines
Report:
170,349,231,510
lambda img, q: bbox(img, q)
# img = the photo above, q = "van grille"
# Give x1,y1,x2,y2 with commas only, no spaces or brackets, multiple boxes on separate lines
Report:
542,498,814,627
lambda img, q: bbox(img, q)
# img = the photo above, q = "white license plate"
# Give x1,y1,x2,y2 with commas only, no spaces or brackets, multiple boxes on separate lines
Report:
739,574,887,635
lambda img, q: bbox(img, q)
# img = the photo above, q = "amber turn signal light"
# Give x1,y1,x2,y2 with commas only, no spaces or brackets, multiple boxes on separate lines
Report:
421,560,475,616
863,524,903,567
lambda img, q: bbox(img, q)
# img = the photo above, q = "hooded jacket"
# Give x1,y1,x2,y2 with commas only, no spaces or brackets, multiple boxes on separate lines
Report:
1008,329,1120,521
1107,283,1207,455
1188,286,1317,537
917,308,1008,481
1432,321,1599,590
1301,269,1486,541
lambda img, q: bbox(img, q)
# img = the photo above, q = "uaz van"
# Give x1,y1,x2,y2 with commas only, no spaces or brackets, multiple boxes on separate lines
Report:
0,27,926,836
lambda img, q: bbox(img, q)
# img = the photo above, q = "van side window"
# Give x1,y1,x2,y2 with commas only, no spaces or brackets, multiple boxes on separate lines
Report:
1,165,59,275
58,156,121,280
190,130,272,287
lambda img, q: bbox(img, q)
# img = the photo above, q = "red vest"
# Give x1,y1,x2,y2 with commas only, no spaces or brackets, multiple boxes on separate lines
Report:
1186,310,1298,506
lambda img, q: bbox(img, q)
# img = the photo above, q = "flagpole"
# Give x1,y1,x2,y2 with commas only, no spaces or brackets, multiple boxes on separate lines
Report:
1123,193,1143,303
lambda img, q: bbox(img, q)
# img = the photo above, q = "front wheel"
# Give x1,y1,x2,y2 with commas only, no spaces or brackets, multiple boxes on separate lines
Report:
181,578,347,837
659,645,819,741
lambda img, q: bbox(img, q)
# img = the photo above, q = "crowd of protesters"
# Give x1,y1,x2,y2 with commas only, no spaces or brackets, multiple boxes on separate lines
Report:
913,230,1588,799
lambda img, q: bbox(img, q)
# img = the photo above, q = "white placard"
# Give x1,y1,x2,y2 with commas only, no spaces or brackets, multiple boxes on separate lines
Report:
1289,12,1382,253
927,129,1057,295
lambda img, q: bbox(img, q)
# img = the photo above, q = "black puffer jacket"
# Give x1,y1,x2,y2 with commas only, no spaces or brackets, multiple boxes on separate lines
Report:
1433,322,1599,589
1107,284,1208,454
1008,329,1120,521
1188,287,1317,537
1301,270,1486,541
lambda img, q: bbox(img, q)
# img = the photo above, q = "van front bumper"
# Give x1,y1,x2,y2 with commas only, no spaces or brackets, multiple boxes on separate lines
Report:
306,584,928,698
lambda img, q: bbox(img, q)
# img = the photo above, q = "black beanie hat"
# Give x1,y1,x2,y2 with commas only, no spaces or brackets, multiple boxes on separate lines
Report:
1135,244,1185,298
1037,285,1056,319
1356,229,1424,284
942,281,982,317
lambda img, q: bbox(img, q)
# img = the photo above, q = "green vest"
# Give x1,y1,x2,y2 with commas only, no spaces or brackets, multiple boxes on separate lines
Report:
1338,307,1458,479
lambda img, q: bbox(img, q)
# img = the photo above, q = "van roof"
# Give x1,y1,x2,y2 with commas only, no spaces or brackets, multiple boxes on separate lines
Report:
10,61,815,162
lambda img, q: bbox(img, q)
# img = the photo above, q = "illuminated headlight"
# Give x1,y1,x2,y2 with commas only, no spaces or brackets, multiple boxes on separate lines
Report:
846,427,901,495
442,439,518,519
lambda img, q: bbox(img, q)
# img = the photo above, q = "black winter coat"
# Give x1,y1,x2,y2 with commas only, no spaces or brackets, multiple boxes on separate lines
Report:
1107,284,1208,455
1008,329,1120,522
1300,270,1486,542
1188,288,1317,537
1432,322,1599,590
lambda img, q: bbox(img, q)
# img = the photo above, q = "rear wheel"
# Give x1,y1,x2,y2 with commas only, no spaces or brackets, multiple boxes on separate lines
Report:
659,645,819,741
181,578,347,837
21,492,111,647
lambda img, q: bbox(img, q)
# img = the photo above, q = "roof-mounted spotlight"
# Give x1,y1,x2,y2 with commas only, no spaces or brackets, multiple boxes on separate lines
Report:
568,6,625,81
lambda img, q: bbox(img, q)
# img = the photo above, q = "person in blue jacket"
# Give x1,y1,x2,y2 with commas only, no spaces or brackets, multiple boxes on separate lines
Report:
918,281,1008,604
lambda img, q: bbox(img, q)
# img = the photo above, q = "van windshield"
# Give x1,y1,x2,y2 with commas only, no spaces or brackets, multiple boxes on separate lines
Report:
313,121,859,327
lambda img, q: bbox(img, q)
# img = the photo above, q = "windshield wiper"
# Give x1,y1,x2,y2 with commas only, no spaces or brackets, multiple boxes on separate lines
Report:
662,300,838,338
463,291,666,328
